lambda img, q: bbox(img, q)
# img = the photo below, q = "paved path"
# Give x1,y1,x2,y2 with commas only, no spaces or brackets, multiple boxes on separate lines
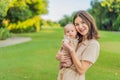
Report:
0,37,32,47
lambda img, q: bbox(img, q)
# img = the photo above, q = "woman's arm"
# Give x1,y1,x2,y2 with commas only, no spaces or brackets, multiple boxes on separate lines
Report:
56,50,71,63
69,50,92,75
63,42,92,75
56,50,62,61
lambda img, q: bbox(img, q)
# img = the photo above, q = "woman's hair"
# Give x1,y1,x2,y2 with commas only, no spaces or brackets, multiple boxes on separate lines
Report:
73,10,100,42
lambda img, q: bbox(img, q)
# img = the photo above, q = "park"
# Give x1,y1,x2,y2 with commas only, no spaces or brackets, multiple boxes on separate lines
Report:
0,0,120,80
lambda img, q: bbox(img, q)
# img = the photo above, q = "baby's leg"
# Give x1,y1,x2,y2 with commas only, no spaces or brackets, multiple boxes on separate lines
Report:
59,62,65,69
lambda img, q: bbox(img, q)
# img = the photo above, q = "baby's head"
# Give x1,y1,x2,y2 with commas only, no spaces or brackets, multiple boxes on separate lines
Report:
64,23,77,39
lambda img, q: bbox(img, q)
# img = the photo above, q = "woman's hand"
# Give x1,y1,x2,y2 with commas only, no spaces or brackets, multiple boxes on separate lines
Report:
60,55,71,62
56,50,72,63
56,50,63,61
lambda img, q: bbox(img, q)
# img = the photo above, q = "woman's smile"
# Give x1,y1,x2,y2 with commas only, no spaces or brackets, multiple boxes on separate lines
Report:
75,17,89,36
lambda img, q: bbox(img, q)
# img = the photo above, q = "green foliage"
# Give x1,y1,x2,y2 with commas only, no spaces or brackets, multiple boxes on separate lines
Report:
6,0,32,23
88,0,103,30
0,28,11,40
6,0,48,22
0,0,11,19
88,0,120,31
1,0,48,33
41,19,61,29
101,0,120,14
6,16,40,33
0,0,11,28
101,0,120,31
26,0,48,15
58,13,75,27
6,7,32,23
113,15,120,31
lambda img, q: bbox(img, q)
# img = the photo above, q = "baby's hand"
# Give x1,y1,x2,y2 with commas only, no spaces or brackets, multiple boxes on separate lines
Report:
63,35,70,43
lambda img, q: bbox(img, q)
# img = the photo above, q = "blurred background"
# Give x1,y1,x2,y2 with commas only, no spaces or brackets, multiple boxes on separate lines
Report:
0,0,120,34
0,0,120,80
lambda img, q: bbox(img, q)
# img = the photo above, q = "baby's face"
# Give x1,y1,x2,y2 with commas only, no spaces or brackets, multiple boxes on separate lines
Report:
65,26,77,38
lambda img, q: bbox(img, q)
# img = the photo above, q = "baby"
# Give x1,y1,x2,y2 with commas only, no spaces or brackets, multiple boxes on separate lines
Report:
59,23,78,69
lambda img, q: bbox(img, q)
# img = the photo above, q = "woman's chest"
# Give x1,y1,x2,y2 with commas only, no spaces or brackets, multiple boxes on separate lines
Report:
75,43,88,58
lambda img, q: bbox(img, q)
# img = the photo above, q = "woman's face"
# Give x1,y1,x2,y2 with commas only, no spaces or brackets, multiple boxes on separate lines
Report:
74,16,89,37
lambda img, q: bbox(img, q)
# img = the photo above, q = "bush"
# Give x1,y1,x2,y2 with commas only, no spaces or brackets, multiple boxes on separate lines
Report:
7,7,32,23
0,28,11,40
6,16,40,33
113,15,120,31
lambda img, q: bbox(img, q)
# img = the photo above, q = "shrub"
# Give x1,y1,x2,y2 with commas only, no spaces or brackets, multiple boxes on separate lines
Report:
113,15,120,31
0,28,11,40
5,16,40,33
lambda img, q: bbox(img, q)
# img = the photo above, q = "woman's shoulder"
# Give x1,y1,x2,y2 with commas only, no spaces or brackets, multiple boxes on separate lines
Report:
89,39,100,47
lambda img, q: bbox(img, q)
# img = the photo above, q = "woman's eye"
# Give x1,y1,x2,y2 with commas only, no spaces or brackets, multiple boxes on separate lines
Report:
75,24,79,26
82,21,85,24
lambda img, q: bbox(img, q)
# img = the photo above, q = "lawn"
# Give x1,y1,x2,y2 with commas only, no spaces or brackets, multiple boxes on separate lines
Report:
0,28,120,80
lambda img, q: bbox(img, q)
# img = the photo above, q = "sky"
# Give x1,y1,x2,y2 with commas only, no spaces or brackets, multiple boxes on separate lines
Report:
41,0,92,22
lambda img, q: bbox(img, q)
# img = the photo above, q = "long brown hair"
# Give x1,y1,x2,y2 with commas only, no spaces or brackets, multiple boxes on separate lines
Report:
73,10,100,42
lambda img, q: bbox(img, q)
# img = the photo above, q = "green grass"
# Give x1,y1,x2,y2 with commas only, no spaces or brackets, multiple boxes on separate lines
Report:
0,28,120,80
86,31,120,80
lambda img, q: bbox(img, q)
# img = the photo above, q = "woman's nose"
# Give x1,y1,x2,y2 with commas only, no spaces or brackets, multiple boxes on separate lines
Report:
79,24,82,29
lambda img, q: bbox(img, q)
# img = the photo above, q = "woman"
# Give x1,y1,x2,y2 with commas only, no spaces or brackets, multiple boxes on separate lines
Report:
56,10,100,80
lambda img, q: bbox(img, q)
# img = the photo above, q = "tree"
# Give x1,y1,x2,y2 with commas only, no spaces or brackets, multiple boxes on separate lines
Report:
58,12,75,27
6,0,48,23
101,0,120,31
26,0,48,16
88,0,120,31
2,0,48,33
0,0,11,19
0,0,11,27
88,0,105,30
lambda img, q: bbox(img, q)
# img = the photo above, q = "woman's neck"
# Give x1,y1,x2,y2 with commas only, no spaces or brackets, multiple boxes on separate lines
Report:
82,36,87,41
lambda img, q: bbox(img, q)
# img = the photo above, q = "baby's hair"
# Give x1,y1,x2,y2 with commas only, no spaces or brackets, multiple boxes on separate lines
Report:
64,23,75,32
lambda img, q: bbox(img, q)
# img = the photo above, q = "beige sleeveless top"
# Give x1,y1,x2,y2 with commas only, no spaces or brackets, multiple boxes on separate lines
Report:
57,39,100,80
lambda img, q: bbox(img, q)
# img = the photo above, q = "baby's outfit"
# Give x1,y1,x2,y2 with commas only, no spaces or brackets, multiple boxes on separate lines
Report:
60,35,79,69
